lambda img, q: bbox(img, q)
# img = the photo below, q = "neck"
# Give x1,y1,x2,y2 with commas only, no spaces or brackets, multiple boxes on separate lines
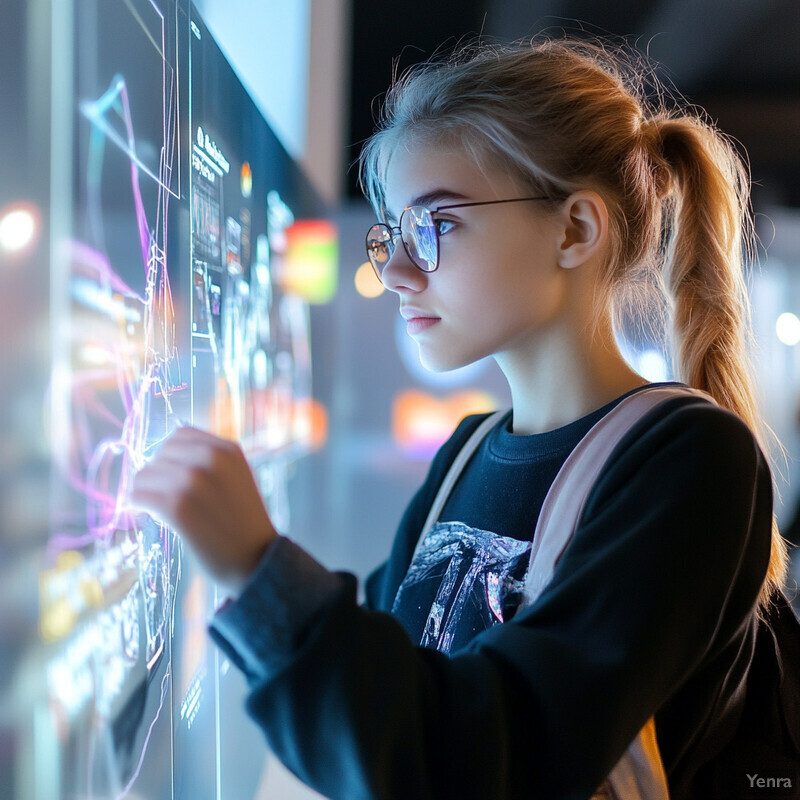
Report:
494,317,647,435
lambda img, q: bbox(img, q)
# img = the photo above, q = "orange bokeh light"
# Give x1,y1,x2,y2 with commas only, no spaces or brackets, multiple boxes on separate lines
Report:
392,389,497,459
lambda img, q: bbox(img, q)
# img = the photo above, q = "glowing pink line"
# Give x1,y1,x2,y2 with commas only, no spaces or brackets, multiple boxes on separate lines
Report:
70,239,143,301
106,80,151,273
46,532,101,555
57,71,183,552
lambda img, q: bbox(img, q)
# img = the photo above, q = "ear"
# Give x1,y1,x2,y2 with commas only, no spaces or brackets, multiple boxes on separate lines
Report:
555,191,608,270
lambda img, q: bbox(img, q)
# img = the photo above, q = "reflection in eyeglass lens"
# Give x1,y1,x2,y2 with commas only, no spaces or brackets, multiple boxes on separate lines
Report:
404,208,437,271
370,242,390,264
367,224,393,268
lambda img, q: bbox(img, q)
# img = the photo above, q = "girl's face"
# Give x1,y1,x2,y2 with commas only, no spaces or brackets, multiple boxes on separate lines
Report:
381,142,571,373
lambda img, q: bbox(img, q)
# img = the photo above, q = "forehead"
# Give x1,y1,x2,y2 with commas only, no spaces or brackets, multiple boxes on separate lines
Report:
382,142,523,221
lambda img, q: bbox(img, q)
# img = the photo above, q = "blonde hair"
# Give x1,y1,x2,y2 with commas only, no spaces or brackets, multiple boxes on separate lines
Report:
360,38,787,604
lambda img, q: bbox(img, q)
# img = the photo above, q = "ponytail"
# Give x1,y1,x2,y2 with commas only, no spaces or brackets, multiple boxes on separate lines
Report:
649,115,788,603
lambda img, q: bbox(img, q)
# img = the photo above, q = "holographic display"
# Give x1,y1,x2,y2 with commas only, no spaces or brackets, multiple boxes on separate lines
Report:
6,1,321,798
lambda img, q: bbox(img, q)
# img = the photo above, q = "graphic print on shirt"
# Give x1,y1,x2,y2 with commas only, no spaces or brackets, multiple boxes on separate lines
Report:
392,521,532,655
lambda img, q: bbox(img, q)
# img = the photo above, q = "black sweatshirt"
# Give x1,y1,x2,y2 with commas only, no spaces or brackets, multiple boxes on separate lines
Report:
210,384,772,799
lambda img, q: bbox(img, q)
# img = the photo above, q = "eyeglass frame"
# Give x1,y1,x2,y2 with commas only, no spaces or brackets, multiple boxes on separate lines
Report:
365,195,550,280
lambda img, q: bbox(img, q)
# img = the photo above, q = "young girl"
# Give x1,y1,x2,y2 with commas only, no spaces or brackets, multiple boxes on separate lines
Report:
133,38,788,799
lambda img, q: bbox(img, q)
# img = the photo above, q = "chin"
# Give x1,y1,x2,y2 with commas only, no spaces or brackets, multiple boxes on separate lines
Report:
418,346,479,374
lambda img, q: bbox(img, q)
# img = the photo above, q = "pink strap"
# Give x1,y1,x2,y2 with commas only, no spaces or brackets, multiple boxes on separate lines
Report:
413,410,505,563
522,385,713,606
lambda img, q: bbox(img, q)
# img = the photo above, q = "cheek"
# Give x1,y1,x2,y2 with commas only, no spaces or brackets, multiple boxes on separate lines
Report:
456,256,564,329
499,236,566,314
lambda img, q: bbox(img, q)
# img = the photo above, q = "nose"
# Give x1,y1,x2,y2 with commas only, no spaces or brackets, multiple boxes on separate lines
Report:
380,241,429,295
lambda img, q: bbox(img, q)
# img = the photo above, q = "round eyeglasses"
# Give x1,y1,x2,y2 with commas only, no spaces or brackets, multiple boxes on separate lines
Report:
365,196,549,280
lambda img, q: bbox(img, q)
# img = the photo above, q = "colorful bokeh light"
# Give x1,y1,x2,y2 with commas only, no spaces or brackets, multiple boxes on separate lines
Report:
354,261,384,298
0,203,39,253
776,312,800,346
392,388,498,460
281,220,338,304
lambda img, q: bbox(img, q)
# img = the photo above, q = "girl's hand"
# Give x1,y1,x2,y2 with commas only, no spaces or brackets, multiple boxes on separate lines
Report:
131,426,277,590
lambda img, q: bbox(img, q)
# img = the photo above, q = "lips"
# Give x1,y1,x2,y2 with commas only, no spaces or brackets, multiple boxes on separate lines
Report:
400,306,441,335
399,306,440,322
400,306,437,320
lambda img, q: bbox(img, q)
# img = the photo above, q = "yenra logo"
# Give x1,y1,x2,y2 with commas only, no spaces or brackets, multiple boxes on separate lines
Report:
746,774,793,789
196,127,230,175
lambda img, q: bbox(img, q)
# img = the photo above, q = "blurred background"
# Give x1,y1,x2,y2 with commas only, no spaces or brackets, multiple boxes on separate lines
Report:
1,1,799,798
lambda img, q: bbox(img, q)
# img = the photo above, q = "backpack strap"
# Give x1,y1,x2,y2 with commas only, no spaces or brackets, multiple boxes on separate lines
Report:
412,410,506,563
522,385,713,606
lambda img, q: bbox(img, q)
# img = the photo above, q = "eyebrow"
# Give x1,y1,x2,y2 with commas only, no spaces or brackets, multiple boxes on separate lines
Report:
385,189,472,223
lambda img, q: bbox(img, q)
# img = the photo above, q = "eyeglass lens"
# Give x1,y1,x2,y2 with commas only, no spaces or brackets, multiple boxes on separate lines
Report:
366,225,393,269
403,207,437,272
365,206,439,278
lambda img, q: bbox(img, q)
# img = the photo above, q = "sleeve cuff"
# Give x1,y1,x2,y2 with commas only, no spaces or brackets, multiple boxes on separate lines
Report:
209,535,346,682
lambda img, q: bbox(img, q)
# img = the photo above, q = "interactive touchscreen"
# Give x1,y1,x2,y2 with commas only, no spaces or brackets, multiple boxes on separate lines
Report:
2,1,323,798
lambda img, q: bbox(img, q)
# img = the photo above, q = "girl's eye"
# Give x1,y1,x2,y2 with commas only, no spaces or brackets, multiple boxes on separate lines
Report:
433,218,456,236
